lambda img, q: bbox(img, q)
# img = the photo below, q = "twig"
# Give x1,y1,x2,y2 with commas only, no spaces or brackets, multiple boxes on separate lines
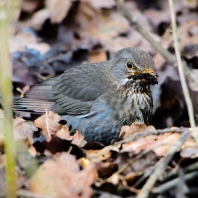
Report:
136,128,189,198
162,161,198,182
114,0,198,89
44,106,51,138
152,170,198,194
116,142,175,175
114,127,182,145
168,0,198,145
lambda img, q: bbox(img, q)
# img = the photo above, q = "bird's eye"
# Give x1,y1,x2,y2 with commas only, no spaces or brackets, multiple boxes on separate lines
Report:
126,60,134,70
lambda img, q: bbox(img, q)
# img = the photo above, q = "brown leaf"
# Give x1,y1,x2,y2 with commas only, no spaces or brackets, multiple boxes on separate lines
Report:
107,173,120,185
125,172,142,184
120,122,149,138
71,130,87,147
88,51,107,63
21,0,41,13
46,0,72,23
34,111,61,139
9,31,37,53
96,162,118,178
121,130,196,157
56,125,71,140
30,9,50,30
85,0,115,9
75,2,130,50
14,117,37,144
86,145,120,161
30,153,97,197
180,147,198,158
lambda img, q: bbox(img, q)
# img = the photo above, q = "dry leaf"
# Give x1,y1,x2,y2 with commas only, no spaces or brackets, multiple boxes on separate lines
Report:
122,130,196,157
30,153,97,197
14,117,37,144
34,111,61,139
30,9,50,30
46,0,72,23
84,0,115,9
86,145,120,161
180,147,198,158
88,51,107,63
96,161,118,178
120,122,149,138
21,0,41,13
107,173,119,185
9,31,37,53
125,172,142,184
56,125,71,140
71,130,87,147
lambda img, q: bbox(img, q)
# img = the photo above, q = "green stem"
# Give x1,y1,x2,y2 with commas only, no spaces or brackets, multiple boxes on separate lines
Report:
0,6,17,198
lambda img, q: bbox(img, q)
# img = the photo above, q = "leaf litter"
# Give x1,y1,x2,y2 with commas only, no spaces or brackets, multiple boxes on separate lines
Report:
1,0,198,197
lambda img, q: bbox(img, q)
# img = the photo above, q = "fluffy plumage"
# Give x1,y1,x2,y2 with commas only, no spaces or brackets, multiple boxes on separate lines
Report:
14,47,158,144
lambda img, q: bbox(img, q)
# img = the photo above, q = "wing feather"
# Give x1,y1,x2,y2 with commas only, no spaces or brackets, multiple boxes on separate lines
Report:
14,62,110,115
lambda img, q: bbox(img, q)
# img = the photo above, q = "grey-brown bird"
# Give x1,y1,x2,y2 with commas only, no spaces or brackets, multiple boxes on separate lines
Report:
14,47,158,144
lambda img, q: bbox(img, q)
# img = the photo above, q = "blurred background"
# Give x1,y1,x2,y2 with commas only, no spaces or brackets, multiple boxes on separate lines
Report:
10,0,198,129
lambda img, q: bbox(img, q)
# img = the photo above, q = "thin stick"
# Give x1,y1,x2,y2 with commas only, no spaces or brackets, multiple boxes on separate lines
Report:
0,3,17,198
168,0,198,145
44,106,51,138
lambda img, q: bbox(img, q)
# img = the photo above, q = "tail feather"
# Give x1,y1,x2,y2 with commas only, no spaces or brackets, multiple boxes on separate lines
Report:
13,98,55,113
13,77,56,113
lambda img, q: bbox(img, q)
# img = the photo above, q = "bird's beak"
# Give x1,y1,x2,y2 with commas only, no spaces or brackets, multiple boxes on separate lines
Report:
131,68,158,85
131,68,155,76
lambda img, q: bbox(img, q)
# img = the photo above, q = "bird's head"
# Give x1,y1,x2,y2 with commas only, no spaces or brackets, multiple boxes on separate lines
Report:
109,47,158,90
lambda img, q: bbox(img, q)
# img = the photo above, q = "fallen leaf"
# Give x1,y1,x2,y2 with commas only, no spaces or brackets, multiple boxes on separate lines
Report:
56,125,71,140
180,147,198,158
96,162,118,178
71,130,87,147
120,122,149,138
34,111,61,139
88,50,107,63
125,172,142,184
121,130,196,157
85,0,115,9
30,9,50,30
9,31,37,53
14,117,37,144
86,145,120,161
46,0,72,23
21,0,41,13
107,173,120,185
30,153,97,197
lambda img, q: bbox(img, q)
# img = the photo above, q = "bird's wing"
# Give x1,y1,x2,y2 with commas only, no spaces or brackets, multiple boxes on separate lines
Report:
14,63,109,114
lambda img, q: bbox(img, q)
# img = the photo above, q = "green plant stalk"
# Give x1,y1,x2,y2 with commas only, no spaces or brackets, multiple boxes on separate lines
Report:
0,9,17,198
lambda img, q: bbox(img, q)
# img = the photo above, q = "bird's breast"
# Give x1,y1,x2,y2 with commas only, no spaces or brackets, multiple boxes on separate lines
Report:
108,89,153,126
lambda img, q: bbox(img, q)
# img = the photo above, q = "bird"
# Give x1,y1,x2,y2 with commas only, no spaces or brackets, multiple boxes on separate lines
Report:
14,47,158,145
